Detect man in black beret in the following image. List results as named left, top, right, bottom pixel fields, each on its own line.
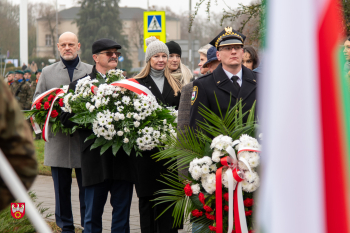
left=60, top=38, right=134, bottom=233
left=189, top=27, right=258, bottom=128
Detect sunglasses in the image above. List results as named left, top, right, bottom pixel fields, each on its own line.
left=99, top=51, right=121, bottom=57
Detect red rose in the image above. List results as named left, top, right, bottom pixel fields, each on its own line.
left=205, top=212, right=215, bottom=220
left=204, top=205, right=213, bottom=212
left=224, top=193, right=229, bottom=202
left=58, top=98, right=64, bottom=107
left=51, top=110, right=58, bottom=118
left=249, top=230, right=255, bottom=233
left=224, top=205, right=229, bottom=212
left=44, top=101, right=50, bottom=110
left=245, top=210, right=253, bottom=216
left=48, top=94, right=55, bottom=102
left=35, top=102, right=42, bottom=110
left=55, top=89, right=61, bottom=94
left=244, top=198, right=254, bottom=207
left=199, top=192, right=205, bottom=205
left=191, top=209, right=203, bottom=217
left=209, top=225, right=217, bottom=232
left=184, top=184, right=192, bottom=196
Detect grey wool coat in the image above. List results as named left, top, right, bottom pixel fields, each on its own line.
left=176, top=82, right=193, bottom=179
left=34, top=57, right=93, bottom=168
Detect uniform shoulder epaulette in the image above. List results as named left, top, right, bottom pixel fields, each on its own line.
left=197, top=72, right=212, bottom=80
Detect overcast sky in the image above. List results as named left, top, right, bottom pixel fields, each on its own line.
left=11, top=0, right=253, bottom=15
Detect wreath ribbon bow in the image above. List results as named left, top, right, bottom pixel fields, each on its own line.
left=30, top=88, right=65, bottom=142
left=216, top=140, right=256, bottom=233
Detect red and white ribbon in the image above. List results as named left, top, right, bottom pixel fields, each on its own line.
left=91, top=79, right=154, bottom=98
left=216, top=141, right=260, bottom=233
left=111, top=78, right=154, bottom=97
left=30, top=116, right=41, bottom=134
left=42, top=90, right=65, bottom=142
left=232, top=168, right=246, bottom=233
left=30, top=88, right=64, bottom=142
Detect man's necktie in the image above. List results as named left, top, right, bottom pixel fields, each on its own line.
left=231, top=75, right=240, bottom=90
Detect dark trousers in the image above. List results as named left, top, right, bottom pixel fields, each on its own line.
left=84, top=179, right=133, bottom=233
left=51, top=167, right=86, bottom=233
left=139, top=196, right=178, bottom=233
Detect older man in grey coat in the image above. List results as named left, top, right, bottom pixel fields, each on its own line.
left=34, top=32, right=92, bottom=233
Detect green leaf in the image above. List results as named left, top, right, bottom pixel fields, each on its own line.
left=90, top=137, right=107, bottom=150
left=123, top=143, right=133, bottom=156
left=69, top=112, right=95, bottom=124
left=140, top=120, right=151, bottom=128
left=100, top=139, right=114, bottom=155
left=23, top=110, right=36, bottom=119
left=95, top=75, right=105, bottom=86
left=112, top=138, right=123, bottom=156
left=203, top=142, right=212, bottom=157
left=189, top=194, right=204, bottom=210
left=84, top=134, right=97, bottom=143
left=49, top=117, right=57, bottom=123
left=71, top=125, right=80, bottom=134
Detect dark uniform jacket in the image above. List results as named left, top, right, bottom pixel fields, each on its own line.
left=60, top=66, right=133, bottom=187
left=190, top=64, right=257, bottom=128
left=130, top=75, right=181, bottom=197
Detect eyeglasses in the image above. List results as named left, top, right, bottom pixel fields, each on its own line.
left=219, top=45, right=243, bottom=52
left=98, top=51, right=121, bottom=57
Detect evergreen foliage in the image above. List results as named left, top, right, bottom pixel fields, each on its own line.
left=152, top=99, right=257, bottom=229
left=76, top=0, right=132, bottom=71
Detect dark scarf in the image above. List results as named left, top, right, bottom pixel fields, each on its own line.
left=61, top=55, right=79, bottom=82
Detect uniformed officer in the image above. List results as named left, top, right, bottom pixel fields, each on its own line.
left=7, top=71, right=15, bottom=85
left=24, top=70, right=32, bottom=84
left=6, top=71, right=15, bottom=94
left=12, top=70, right=32, bottom=110
left=0, top=79, right=37, bottom=211
left=30, top=69, right=41, bottom=98
left=189, top=27, right=257, bottom=128
left=31, top=69, right=42, bottom=140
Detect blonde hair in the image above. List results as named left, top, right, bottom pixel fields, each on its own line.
left=179, top=61, right=192, bottom=85
left=134, top=61, right=182, bottom=96
left=198, top=44, right=213, bottom=55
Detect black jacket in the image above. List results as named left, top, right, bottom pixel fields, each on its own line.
left=60, top=66, right=133, bottom=187
left=130, top=75, right=181, bottom=197
left=189, top=64, right=257, bottom=128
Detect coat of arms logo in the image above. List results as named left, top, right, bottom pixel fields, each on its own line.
left=11, top=203, right=25, bottom=219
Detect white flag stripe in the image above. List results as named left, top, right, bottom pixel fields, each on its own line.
left=257, top=0, right=326, bottom=232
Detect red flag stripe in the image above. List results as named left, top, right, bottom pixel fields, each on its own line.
left=317, top=0, right=350, bottom=231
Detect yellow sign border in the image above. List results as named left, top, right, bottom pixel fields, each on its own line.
left=143, top=11, right=166, bottom=52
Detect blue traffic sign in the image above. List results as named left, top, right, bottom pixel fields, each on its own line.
left=147, top=15, right=162, bottom=32
left=119, top=56, right=124, bottom=62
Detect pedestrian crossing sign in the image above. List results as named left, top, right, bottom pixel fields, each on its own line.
left=144, top=11, right=166, bottom=52
left=148, top=15, right=162, bottom=32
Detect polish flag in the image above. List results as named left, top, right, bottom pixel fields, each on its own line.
left=257, top=0, right=350, bottom=232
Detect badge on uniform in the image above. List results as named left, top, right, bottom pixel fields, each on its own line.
left=191, top=86, right=198, bottom=105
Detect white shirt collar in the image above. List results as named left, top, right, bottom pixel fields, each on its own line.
left=98, top=72, right=106, bottom=79
left=222, top=67, right=243, bottom=86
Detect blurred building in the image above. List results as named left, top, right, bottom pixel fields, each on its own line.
left=36, top=6, right=181, bottom=69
